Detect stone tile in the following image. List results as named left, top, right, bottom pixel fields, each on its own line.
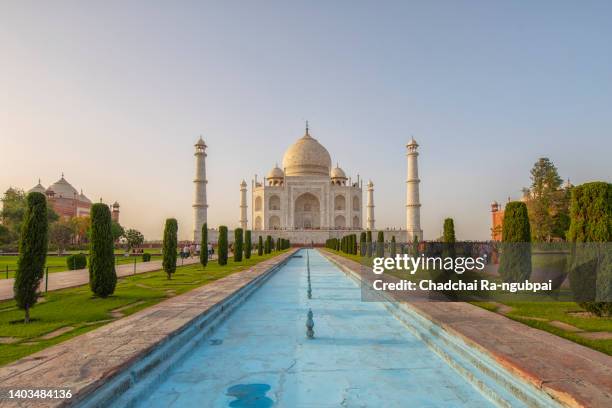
left=39, top=326, right=75, bottom=340
left=578, top=331, right=612, bottom=340
left=549, top=320, right=584, bottom=332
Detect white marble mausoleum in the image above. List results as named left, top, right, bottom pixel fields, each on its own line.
left=193, top=124, right=423, bottom=245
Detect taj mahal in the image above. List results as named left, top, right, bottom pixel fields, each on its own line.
left=192, top=124, right=423, bottom=245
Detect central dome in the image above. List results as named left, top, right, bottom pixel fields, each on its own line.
left=281, top=129, right=332, bottom=177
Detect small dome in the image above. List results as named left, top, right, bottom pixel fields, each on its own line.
left=112, top=201, right=120, bottom=208
left=281, top=127, right=332, bottom=177
left=48, top=174, right=79, bottom=198
left=330, top=165, right=346, bottom=179
left=195, top=136, right=206, bottom=147
left=267, top=165, right=284, bottom=179
left=28, top=180, right=46, bottom=194
left=407, top=137, right=419, bottom=147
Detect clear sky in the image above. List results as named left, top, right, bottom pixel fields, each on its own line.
left=1, top=1, right=611, bottom=240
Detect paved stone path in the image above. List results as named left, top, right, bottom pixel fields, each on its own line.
left=0, top=257, right=200, bottom=301
left=0, top=250, right=296, bottom=407
left=321, top=250, right=612, bottom=408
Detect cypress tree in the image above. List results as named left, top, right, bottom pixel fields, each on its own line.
left=359, top=232, right=366, bottom=256
left=276, top=237, right=281, bottom=251
left=218, top=226, right=228, bottom=265
left=412, top=235, right=420, bottom=258
left=443, top=218, right=456, bottom=243
left=443, top=218, right=456, bottom=258
left=162, top=218, right=178, bottom=279
left=258, top=235, right=263, bottom=256
left=376, top=231, right=385, bottom=257
left=567, top=182, right=612, bottom=316
left=366, top=230, right=373, bottom=257
left=265, top=235, right=272, bottom=254
left=200, top=222, right=208, bottom=267
left=390, top=236, right=396, bottom=257
left=244, top=230, right=252, bottom=259
left=14, top=192, right=48, bottom=323
left=89, top=203, right=117, bottom=296
left=234, top=228, right=243, bottom=262
left=499, top=202, right=531, bottom=282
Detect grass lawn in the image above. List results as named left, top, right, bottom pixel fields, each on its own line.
left=473, top=300, right=612, bottom=355
left=0, top=250, right=288, bottom=366
left=0, top=253, right=163, bottom=279
left=325, top=249, right=612, bottom=356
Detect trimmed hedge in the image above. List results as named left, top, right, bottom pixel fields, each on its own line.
left=499, top=202, right=532, bottom=283
left=265, top=235, right=272, bottom=254
left=443, top=218, right=456, bottom=258
left=162, top=218, right=178, bottom=278
left=234, top=228, right=243, bottom=262
left=218, top=226, right=228, bottom=265
left=89, top=203, right=117, bottom=297
left=14, top=192, right=48, bottom=323
left=67, top=253, right=87, bottom=270
left=258, top=235, right=263, bottom=256
left=200, top=222, right=208, bottom=267
left=142, top=253, right=151, bottom=262
left=567, top=182, right=612, bottom=316
left=376, top=231, right=384, bottom=257
left=244, top=230, right=252, bottom=259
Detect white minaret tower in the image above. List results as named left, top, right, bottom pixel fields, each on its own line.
left=406, top=137, right=423, bottom=240
left=239, top=180, right=248, bottom=230
left=193, top=136, right=208, bottom=242
left=366, top=180, right=375, bottom=230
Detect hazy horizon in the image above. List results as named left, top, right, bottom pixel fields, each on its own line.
left=2, top=1, right=611, bottom=240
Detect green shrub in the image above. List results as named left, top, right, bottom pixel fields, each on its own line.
left=14, top=192, right=48, bottom=323
left=376, top=231, right=384, bottom=257
left=499, top=202, right=532, bottom=283
left=265, top=235, right=272, bottom=254
left=142, top=253, right=151, bottom=262
left=218, top=226, right=228, bottom=265
left=234, top=228, right=243, bottom=262
left=162, top=218, right=178, bottom=279
left=244, top=230, right=252, bottom=259
left=443, top=218, right=456, bottom=258
left=567, top=182, right=612, bottom=316
left=390, top=236, right=396, bottom=257
left=258, top=235, right=263, bottom=256
left=200, top=223, right=208, bottom=267
left=89, top=203, right=117, bottom=297
left=366, top=231, right=373, bottom=257
left=67, top=253, right=87, bottom=269
left=360, top=232, right=366, bottom=256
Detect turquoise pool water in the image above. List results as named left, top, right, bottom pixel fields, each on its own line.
left=120, top=249, right=500, bottom=407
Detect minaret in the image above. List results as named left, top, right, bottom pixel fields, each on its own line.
left=366, top=180, right=375, bottom=230
left=193, top=136, right=208, bottom=242
left=239, top=180, right=248, bottom=230
left=111, top=201, right=120, bottom=223
left=406, top=137, right=423, bottom=240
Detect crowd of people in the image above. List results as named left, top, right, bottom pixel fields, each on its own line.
left=179, top=242, right=215, bottom=259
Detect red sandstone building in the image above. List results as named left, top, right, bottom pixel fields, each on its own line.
left=490, top=201, right=504, bottom=241
left=28, top=174, right=120, bottom=222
